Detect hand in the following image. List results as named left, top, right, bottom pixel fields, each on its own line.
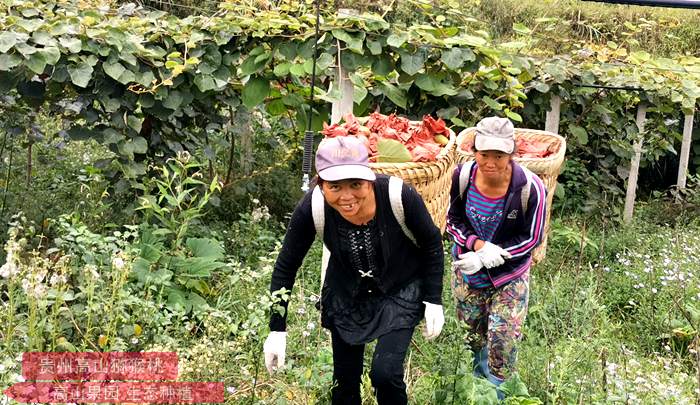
left=452, top=251, right=483, bottom=275
left=263, top=331, right=287, bottom=374
left=476, top=241, right=511, bottom=269
left=422, top=302, right=444, bottom=340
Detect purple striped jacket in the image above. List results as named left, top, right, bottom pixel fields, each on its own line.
left=446, top=161, right=547, bottom=288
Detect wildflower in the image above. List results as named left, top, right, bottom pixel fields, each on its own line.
left=306, top=322, right=315, bottom=331
left=226, top=386, right=236, bottom=394
left=302, top=331, right=310, bottom=337
left=112, top=257, right=125, bottom=270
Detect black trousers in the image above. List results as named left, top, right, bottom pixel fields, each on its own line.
left=330, top=327, right=414, bottom=405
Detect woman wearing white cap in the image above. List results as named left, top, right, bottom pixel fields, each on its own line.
left=263, top=136, right=445, bottom=404
left=446, top=117, right=547, bottom=398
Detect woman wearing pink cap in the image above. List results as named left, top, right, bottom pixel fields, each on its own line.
left=446, top=117, right=547, bottom=398
left=263, top=136, right=445, bottom=404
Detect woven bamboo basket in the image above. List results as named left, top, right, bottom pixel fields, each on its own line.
left=370, top=127, right=456, bottom=232
left=455, top=128, right=566, bottom=263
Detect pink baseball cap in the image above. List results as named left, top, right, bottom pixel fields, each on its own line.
left=315, top=137, right=376, bottom=182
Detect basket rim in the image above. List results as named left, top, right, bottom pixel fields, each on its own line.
left=369, top=127, right=456, bottom=169
left=455, top=127, right=566, bottom=165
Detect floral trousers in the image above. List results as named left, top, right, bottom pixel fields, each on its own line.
left=451, top=270, right=530, bottom=379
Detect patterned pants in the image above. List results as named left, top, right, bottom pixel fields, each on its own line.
left=451, top=270, right=530, bottom=379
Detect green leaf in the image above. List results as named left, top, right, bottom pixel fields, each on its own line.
left=38, top=47, right=59, bottom=67
left=239, top=52, right=269, bottom=76
left=371, top=55, right=394, bottom=76
left=24, top=52, right=47, bottom=74
left=569, top=124, right=588, bottom=145
left=399, top=50, right=426, bottom=75
left=377, top=138, right=412, bottom=163
left=0, top=32, right=18, bottom=53
left=266, top=99, right=287, bottom=115
left=186, top=237, right=225, bottom=260
left=68, top=62, right=93, bottom=88
left=103, top=61, right=126, bottom=81
left=513, top=23, right=532, bottom=35
left=504, top=109, right=523, bottom=122
left=242, top=76, right=270, bottom=108
left=127, top=116, right=144, bottom=133
left=441, top=47, right=475, bottom=70
left=331, top=29, right=364, bottom=54
left=188, top=292, right=209, bottom=313
left=59, top=36, right=82, bottom=53
left=194, top=74, right=217, bottom=92
left=163, top=90, right=184, bottom=110
left=378, top=81, right=407, bottom=109
left=534, top=82, right=550, bottom=93
left=0, top=54, right=22, bottom=71
left=414, top=74, right=458, bottom=96
left=366, top=40, right=382, bottom=55
left=482, top=96, right=502, bottom=111
left=387, top=32, right=408, bottom=48
left=273, top=62, right=290, bottom=76
left=167, top=288, right=191, bottom=313
left=289, top=63, right=306, bottom=77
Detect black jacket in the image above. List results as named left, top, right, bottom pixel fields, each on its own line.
left=269, top=174, right=444, bottom=332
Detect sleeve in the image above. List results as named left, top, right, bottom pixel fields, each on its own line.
left=268, top=192, right=317, bottom=332
left=500, top=174, right=548, bottom=259
left=401, top=183, right=444, bottom=305
left=446, top=164, right=479, bottom=256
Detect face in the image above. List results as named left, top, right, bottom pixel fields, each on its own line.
left=475, top=149, right=512, bottom=178
left=321, top=179, right=374, bottom=218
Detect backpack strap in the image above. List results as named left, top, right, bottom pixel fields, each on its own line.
left=388, top=176, right=417, bottom=246
left=459, top=161, right=475, bottom=200
left=520, top=166, right=534, bottom=215
left=311, top=186, right=331, bottom=289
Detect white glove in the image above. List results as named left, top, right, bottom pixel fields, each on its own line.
left=476, top=241, right=511, bottom=269
left=422, top=302, right=444, bottom=340
left=263, top=331, right=286, bottom=374
left=452, top=251, right=483, bottom=275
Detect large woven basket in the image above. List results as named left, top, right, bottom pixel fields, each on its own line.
left=370, top=128, right=456, bottom=232
left=455, top=128, right=566, bottom=263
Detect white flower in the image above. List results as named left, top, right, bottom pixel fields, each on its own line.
left=112, top=257, right=125, bottom=270
left=226, top=386, right=236, bottom=394
left=306, top=322, right=315, bottom=331
left=0, top=261, right=18, bottom=279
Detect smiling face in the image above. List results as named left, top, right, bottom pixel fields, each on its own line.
left=475, top=149, right=512, bottom=180
left=321, top=179, right=375, bottom=220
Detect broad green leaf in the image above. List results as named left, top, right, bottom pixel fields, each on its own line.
left=188, top=292, right=209, bottom=313
left=331, top=29, right=364, bottom=54
left=239, top=53, right=268, bottom=76
left=273, top=62, right=291, bottom=76
left=437, top=106, right=459, bottom=119
left=441, top=47, right=475, bottom=70
left=482, top=96, right=502, bottom=111
left=400, top=50, right=426, bottom=76
left=266, top=99, right=287, bottom=115
left=378, top=81, right=407, bottom=109
left=103, top=61, right=126, bottom=81
left=67, top=62, right=93, bottom=88
left=127, top=116, right=144, bottom=133
left=15, top=18, right=43, bottom=33
left=316, top=52, right=334, bottom=71
left=277, top=42, right=296, bottom=60
left=167, top=288, right=190, bottom=313
left=163, top=90, right=184, bottom=110
left=24, top=53, right=47, bottom=74
left=387, top=32, right=409, bottom=48
left=186, top=237, right=224, bottom=260
left=242, top=76, right=270, bottom=108
left=371, top=55, right=394, bottom=76
left=366, top=40, right=382, bottom=55
left=0, top=32, right=18, bottom=53
left=376, top=138, right=412, bottom=163
left=513, top=23, right=532, bottom=35
left=534, top=83, right=550, bottom=93
left=194, top=74, right=218, bottom=92
left=38, top=47, right=60, bottom=65
left=0, top=54, right=22, bottom=71
left=289, top=63, right=306, bottom=77
left=629, top=51, right=651, bottom=64
left=414, top=74, right=458, bottom=96
left=569, top=124, right=588, bottom=145
left=59, top=36, right=81, bottom=53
